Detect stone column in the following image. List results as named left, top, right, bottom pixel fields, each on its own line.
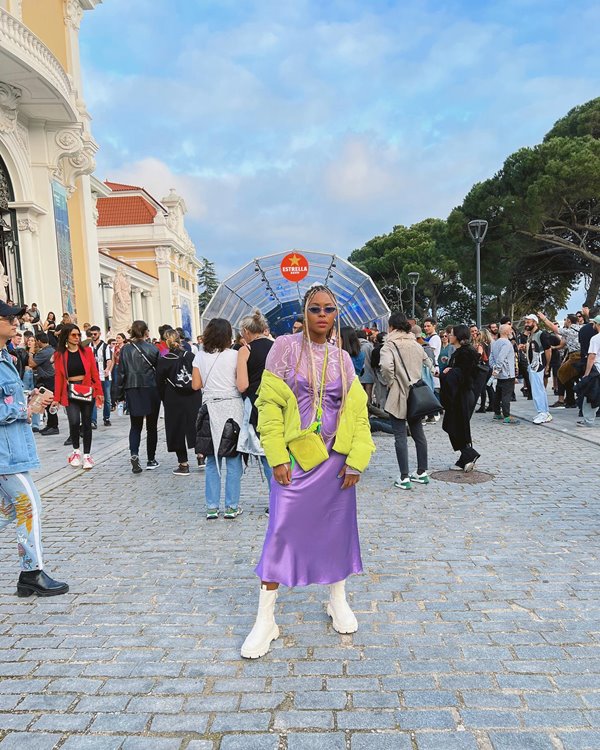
left=131, top=286, right=143, bottom=321
left=155, top=246, right=173, bottom=326
left=142, top=291, right=157, bottom=339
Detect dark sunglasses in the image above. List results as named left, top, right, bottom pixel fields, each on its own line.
left=307, top=305, right=337, bottom=315
left=70, top=332, right=81, bottom=337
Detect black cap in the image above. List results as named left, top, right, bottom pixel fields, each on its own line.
left=0, top=301, right=27, bottom=318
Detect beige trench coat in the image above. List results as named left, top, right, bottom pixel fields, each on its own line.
left=380, top=330, right=432, bottom=420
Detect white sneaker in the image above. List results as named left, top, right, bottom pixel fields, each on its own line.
left=82, top=455, right=94, bottom=470
left=410, top=471, right=430, bottom=485
left=394, top=477, right=412, bottom=490
left=68, top=450, right=81, bottom=468
left=327, top=580, right=358, bottom=634
left=241, top=587, right=279, bottom=659
left=533, top=412, right=552, bottom=424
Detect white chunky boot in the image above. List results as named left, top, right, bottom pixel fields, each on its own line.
left=327, top=579, right=358, bottom=634
left=240, top=585, right=279, bottom=659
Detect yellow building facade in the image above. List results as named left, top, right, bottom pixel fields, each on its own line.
left=0, top=0, right=104, bottom=323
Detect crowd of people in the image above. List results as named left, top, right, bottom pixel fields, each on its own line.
left=1, top=293, right=598, bottom=656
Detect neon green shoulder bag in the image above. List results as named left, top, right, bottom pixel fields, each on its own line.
left=287, top=348, right=330, bottom=472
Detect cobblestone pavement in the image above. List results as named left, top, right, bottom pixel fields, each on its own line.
left=0, top=394, right=599, bottom=750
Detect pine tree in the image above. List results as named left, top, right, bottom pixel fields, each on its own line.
left=197, top=257, right=219, bottom=313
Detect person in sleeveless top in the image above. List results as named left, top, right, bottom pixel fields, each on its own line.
left=236, top=310, right=274, bottom=498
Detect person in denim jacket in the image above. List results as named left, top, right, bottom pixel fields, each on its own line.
left=0, top=302, right=68, bottom=597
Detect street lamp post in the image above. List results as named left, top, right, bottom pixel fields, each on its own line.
left=407, top=272, right=419, bottom=318
left=467, top=219, right=488, bottom=330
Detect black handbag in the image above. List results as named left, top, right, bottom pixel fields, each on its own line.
left=393, top=344, right=441, bottom=420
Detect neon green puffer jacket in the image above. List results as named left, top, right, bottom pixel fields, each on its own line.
left=256, top=370, right=375, bottom=471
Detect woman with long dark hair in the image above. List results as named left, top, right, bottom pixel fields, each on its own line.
left=192, top=318, right=244, bottom=518
left=475, top=327, right=495, bottom=412
left=52, top=324, right=102, bottom=470
left=115, top=320, right=161, bottom=474
left=43, top=312, right=57, bottom=347
left=340, top=326, right=365, bottom=376
left=110, top=332, right=127, bottom=409
left=156, top=330, right=202, bottom=475
left=440, top=324, right=482, bottom=471
left=240, top=285, right=375, bottom=660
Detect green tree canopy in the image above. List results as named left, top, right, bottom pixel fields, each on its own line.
left=544, top=97, right=600, bottom=140
left=350, top=218, right=460, bottom=321
left=197, top=257, right=219, bottom=314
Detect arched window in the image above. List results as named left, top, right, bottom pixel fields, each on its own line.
left=0, top=156, right=23, bottom=304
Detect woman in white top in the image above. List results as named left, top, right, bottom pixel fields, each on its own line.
left=192, top=318, right=244, bottom=520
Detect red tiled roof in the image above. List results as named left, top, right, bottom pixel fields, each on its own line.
left=105, top=180, right=141, bottom=192
left=97, top=195, right=158, bottom=226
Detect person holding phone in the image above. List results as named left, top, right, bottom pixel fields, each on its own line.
left=0, top=301, right=68, bottom=596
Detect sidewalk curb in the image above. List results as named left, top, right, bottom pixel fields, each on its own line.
left=509, top=407, right=600, bottom=447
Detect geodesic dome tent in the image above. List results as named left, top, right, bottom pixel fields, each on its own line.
left=201, top=250, right=390, bottom=336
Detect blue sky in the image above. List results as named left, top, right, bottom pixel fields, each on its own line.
left=80, top=0, right=598, bottom=307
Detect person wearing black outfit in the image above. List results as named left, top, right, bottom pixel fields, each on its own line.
left=576, top=307, right=599, bottom=415
left=115, top=320, right=161, bottom=474
left=27, top=333, right=59, bottom=435
left=440, top=324, right=484, bottom=472
left=156, top=331, right=202, bottom=475
left=236, top=310, right=274, bottom=487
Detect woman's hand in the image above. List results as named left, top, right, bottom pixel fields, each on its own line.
left=442, top=367, right=451, bottom=375
left=96, top=395, right=104, bottom=407
left=37, top=389, right=54, bottom=409
left=338, top=465, right=360, bottom=490
left=273, top=463, right=292, bottom=486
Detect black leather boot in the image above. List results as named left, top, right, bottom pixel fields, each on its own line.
left=17, top=570, right=69, bottom=597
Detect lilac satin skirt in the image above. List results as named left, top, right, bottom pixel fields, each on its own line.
left=255, top=450, right=363, bottom=587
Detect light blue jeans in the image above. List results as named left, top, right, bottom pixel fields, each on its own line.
left=205, top=454, right=243, bottom=510
left=91, top=380, right=112, bottom=423
left=0, top=472, right=43, bottom=571
left=260, top=455, right=273, bottom=485
left=582, top=398, right=597, bottom=426
left=528, top=367, right=549, bottom=415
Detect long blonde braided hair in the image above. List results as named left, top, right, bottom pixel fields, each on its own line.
left=296, top=284, right=349, bottom=428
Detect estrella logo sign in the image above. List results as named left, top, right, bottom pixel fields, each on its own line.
left=280, top=252, right=309, bottom=282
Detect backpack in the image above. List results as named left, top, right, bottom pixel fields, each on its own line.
left=167, top=352, right=194, bottom=393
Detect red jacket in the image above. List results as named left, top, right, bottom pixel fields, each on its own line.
left=53, top=346, right=102, bottom=406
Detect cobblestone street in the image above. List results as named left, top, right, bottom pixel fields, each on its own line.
left=0, top=399, right=598, bottom=750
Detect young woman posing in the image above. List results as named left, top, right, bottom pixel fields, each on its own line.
left=52, top=324, right=102, bottom=470
left=241, top=285, right=375, bottom=659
